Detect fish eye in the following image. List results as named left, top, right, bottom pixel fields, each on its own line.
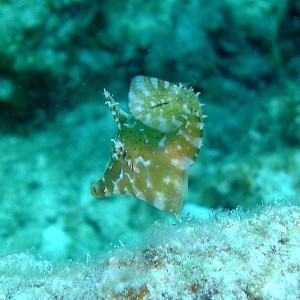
left=111, top=140, right=126, bottom=161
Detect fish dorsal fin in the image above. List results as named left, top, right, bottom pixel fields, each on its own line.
left=129, top=76, right=199, bottom=133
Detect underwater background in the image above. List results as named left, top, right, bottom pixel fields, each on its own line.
left=0, top=0, right=299, bottom=298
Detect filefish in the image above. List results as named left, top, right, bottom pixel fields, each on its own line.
left=91, top=76, right=204, bottom=215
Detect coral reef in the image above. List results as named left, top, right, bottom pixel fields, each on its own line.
left=189, top=148, right=300, bottom=209
left=0, top=204, right=299, bottom=299
left=0, top=0, right=299, bottom=130
left=0, top=0, right=299, bottom=297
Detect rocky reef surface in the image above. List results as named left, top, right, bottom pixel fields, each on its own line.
left=0, top=204, right=299, bottom=299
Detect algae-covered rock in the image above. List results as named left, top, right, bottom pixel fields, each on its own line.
left=0, top=205, right=299, bottom=299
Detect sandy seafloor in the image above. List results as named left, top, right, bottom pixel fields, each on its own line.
left=0, top=0, right=300, bottom=299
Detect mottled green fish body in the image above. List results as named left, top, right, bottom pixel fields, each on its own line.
left=91, top=76, right=204, bottom=215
